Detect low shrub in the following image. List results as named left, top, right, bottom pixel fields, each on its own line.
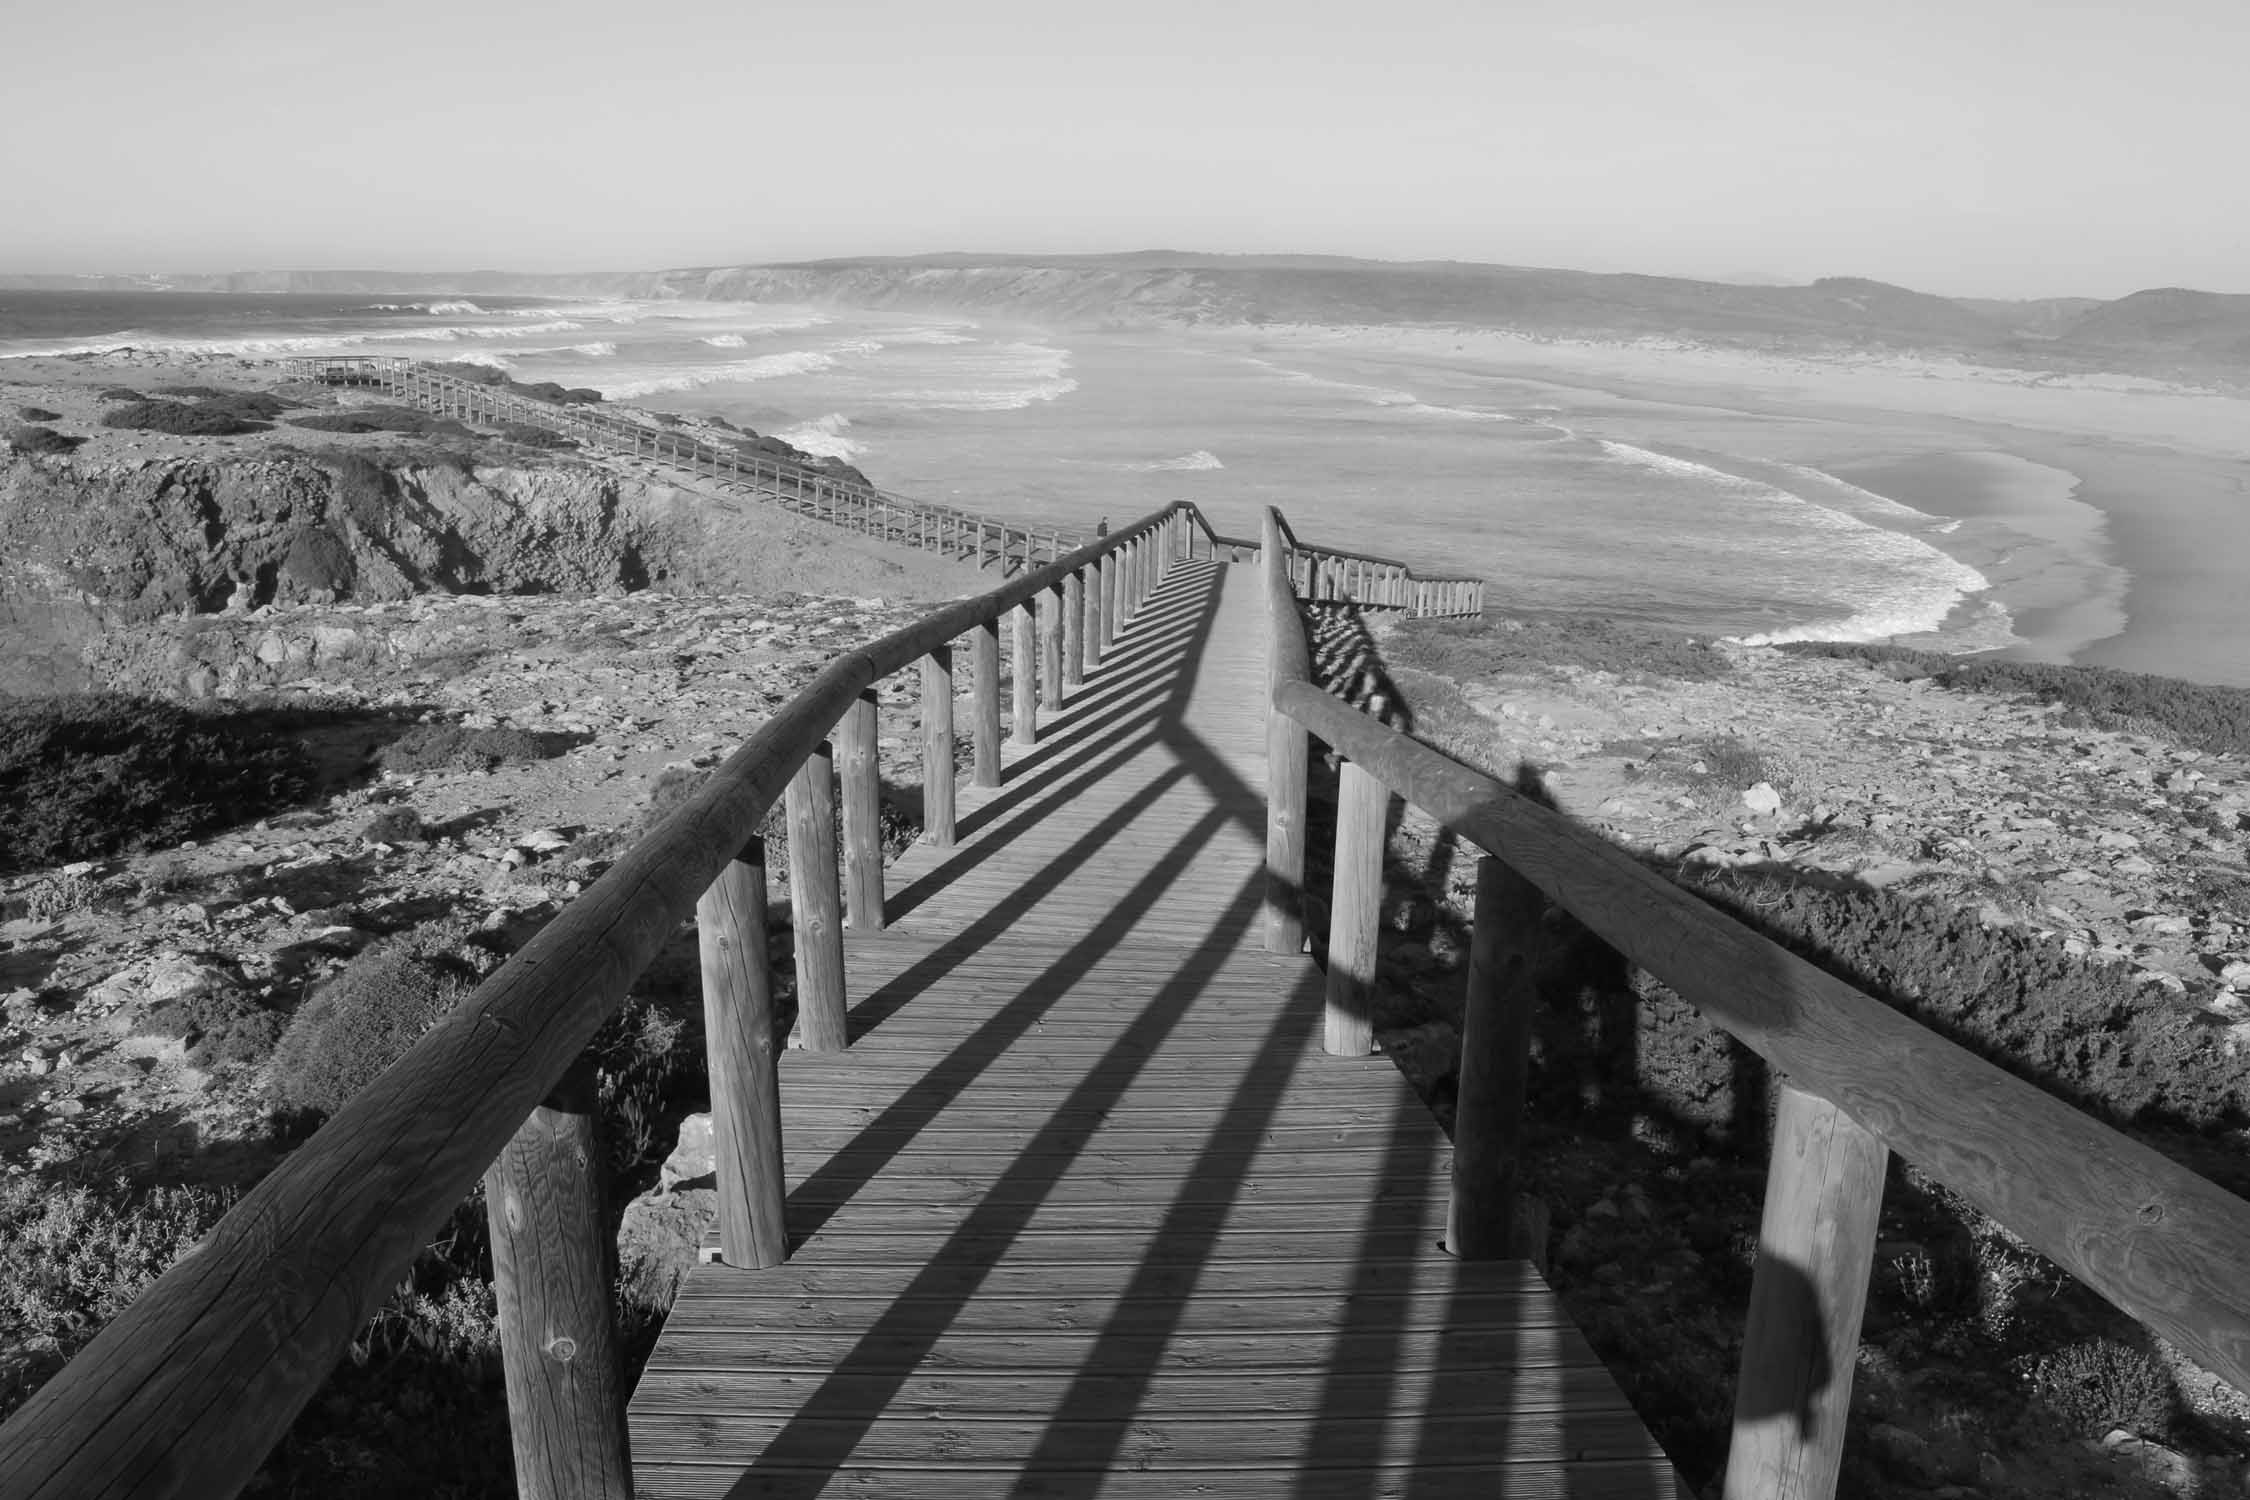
left=144, top=986, right=287, bottom=1068
left=4, top=425, right=86, bottom=456
left=21, top=869, right=95, bottom=920
left=2019, top=1337, right=2178, bottom=1438
left=0, top=694, right=314, bottom=875
left=1780, top=643, right=2250, bottom=755
left=14, top=406, right=61, bottom=422
left=1391, top=614, right=1731, bottom=683
left=0, top=1172, right=236, bottom=1421
left=1681, top=735, right=1779, bottom=794
left=287, top=406, right=472, bottom=439
left=376, top=723, right=560, bottom=774
left=1664, top=868, right=2250, bottom=1141
left=491, top=419, right=574, bottom=449
left=98, top=400, right=266, bottom=437
left=268, top=928, right=477, bottom=1116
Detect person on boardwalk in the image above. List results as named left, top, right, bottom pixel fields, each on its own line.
left=1095, top=516, right=1109, bottom=537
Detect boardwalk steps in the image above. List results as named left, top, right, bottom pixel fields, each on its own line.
left=628, top=557, right=1677, bottom=1496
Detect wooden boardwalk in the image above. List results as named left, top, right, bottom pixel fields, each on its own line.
left=628, top=558, right=1682, bottom=1498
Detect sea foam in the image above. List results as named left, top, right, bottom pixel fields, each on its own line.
left=1125, top=450, right=1224, bottom=472
left=1594, top=441, right=1992, bottom=644
left=775, top=413, right=863, bottom=460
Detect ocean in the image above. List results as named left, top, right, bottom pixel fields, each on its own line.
left=1, top=289, right=2093, bottom=657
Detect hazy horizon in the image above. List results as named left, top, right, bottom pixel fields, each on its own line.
left=6, top=0, right=2246, bottom=301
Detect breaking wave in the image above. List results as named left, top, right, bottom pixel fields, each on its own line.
left=1593, top=442, right=1992, bottom=644
left=1125, top=450, right=1223, bottom=472
left=775, top=412, right=863, bottom=461
left=426, top=300, right=484, bottom=315
left=597, top=349, right=837, bottom=398
left=702, top=333, right=747, bottom=347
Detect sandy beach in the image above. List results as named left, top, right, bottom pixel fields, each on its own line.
left=1214, top=324, right=2249, bottom=687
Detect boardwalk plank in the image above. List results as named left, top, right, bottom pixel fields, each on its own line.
left=628, top=559, right=1680, bottom=1498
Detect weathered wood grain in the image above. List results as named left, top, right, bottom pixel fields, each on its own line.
left=1724, top=1086, right=1887, bottom=1500
left=694, top=839, right=786, bottom=1268
left=1324, top=760, right=1386, bottom=1056
left=837, top=690, right=885, bottom=932
left=1448, top=856, right=1543, bottom=1260
left=920, top=647, right=956, bottom=847
left=1010, top=603, right=1038, bottom=747
left=483, top=1063, right=631, bottom=1500
left=971, top=620, right=1001, bottom=788
left=785, top=747, right=848, bottom=1051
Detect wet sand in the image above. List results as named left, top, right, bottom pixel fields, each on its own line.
left=1827, top=451, right=2130, bottom=669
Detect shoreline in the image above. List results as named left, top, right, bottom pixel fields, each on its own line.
left=1202, top=322, right=2250, bottom=688
left=1823, top=450, right=2131, bottom=667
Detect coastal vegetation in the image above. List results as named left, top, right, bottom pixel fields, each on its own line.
left=1780, top=642, right=2250, bottom=755
left=3, top=425, right=85, bottom=455
left=0, top=694, right=315, bottom=874
left=1388, top=612, right=1733, bottom=683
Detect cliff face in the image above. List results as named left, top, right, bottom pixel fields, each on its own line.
left=0, top=449, right=697, bottom=694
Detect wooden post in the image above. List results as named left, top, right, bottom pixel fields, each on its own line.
left=1039, top=584, right=1064, bottom=709
left=1062, top=570, right=1085, bottom=688
left=483, top=1059, right=632, bottom=1500
left=921, top=646, right=956, bottom=846
left=1011, top=603, right=1038, bottom=746
left=1324, top=760, right=1385, bottom=1056
left=1724, top=1085, right=1888, bottom=1500
left=1100, top=552, right=1119, bottom=647
left=785, top=749, right=847, bottom=1050
left=1263, top=521, right=1307, bottom=956
left=972, top=619, right=1002, bottom=786
left=1085, top=559, right=1106, bottom=668
left=695, top=839, right=786, bottom=1269
left=837, top=691, right=884, bottom=933
left=1447, top=857, right=1543, bottom=1258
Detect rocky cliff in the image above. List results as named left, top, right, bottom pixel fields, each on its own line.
left=0, top=448, right=698, bottom=694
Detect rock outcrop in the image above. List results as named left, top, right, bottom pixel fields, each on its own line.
left=0, top=448, right=699, bottom=693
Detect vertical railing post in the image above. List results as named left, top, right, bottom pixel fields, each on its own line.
left=837, top=691, right=884, bottom=932
left=1062, top=570, right=1085, bottom=688
left=1011, top=603, right=1038, bottom=746
left=1100, top=550, right=1119, bottom=651
left=695, top=837, right=787, bottom=1269
left=484, top=1058, right=632, bottom=1500
left=1724, top=1085, right=1888, bottom=1500
left=1086, top=558, right=1106, bottom=669
left=1324, top=760, right=1385, bottom=1056
left=921, top=646, right=956, bottom=846
left=972, top=618, right=1002, bottom=785
left=785, top=748, right=848, bottom=1050
left=1039, top=584, right=1064, bottom=709
left=1446, top=856, right=1543, bottom=1258
left=1262, top=521, right=1307, bottom=957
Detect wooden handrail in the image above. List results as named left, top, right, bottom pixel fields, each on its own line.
left=0, top=500, right=1216, bottom=1500
left=1255, top=513, right=2250, bottom=1494
left=280, top=357, right=1096, bottom=563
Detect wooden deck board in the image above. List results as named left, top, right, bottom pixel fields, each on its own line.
left=629, top=558, right=1682, bottom=1498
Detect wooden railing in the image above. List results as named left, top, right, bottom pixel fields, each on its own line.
left=281, top=356, right=1088, bottom=572
left=0, top=502, right=1215, bottom=1500
left=1254, top=506, right=2250, bottom=1499
left=279, top=357, right=1481, bottom=613
left=1267, top=505, right=1485, bottom=618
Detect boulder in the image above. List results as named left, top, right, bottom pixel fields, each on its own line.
left=659, top=1111, right=716, bottom=1193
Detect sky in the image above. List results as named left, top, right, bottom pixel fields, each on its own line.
left=4, top=0, right=2245, bottom=299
